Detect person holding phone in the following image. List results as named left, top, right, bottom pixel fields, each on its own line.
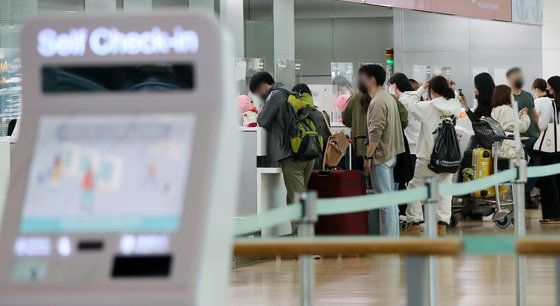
left=457, top=72, right=495, bottom=122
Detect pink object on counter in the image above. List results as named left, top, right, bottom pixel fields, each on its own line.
left=336, top=95, right=350, bottom=111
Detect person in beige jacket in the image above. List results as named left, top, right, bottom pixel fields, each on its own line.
left=490, top=85, right=530, bottom=133
left=358, top=64, right=405, bottom=237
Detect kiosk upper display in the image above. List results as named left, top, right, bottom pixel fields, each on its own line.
left=21, top=114, right=195, bottom=233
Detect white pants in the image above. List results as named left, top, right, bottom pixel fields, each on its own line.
left=406, top=163, right=453, bottom=224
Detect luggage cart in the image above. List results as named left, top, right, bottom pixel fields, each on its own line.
left=451, top=139, right=515, bottom=229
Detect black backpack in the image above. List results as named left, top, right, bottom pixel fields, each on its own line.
left=428, top=116, right=462, bottom=174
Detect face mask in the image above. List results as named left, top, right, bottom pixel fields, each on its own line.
left=358, top=82, right=368, bottom=94
left=514, top=79, right=524, bottom=89
left=388, top=85, right=396, bottom=96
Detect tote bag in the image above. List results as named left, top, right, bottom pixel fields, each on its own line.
left=534, top=99, right=560, bottom=155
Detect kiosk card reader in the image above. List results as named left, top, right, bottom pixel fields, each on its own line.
left=0, top=12, right=240, bottom=306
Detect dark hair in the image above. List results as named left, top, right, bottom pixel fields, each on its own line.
left=506, top=67, right=522, bottom=79
left=388, top=73, right=414, bottom=93
left=332, top=76, right=351, bottom=87
left=358, top=64, right=386, bottom=87
left=547, top=76, right=560, bottom=110
left=429, top=76, right=455, bottom=100
left=409, top=79, right=420, bottom=90
left=473, top=72, right=495, bottom=118
left=292, top=83, right=311, bottom=95
left=359, top=92, right=371, bottom=108
left=249, top=71, right=275, bottom=93
left=532, top=78, right=547, bottom=92
left=491, top=85, right=512, bottom=108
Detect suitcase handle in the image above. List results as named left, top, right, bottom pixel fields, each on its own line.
left=317, top=166, right=343, bottom=176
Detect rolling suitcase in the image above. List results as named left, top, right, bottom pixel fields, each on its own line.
left=308, top=169, right=368, bottom=235
left=471, top=148, right=506, bottom=198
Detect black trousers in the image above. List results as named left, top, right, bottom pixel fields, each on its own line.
left=537, top=155, right=560, bottom=219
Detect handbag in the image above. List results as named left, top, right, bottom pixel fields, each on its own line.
left=394, top=127, right=414, bottom=184
left=472, top=116, right=506, bottom=150
left=534, top=98, right=560, bottom=155
left=322, top=130, right=350, bottom=169
left=498, top=139, right=517, bottom=159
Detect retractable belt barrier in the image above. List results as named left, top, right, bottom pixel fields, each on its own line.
left=235, top=164, right=557, bottom=236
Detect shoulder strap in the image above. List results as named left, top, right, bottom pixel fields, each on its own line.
left=552, top=98, right=558, bottom=125
left=320, top=110, right=332, bottom=134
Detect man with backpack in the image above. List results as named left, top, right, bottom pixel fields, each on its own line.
left=250, top=72, right=316, bottom=214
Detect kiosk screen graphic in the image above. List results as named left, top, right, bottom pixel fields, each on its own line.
left=20, top=114, right=196, bottom=233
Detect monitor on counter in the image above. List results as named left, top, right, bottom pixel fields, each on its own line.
left=0, top=12, right=239, bottom=306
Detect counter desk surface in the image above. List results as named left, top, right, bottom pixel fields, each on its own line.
left=238, top=127, right=291, bottom=236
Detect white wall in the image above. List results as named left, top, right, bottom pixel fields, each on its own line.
left=394, top=8, right=542, bottom=106
left=542, top=0, right=560, bottom=79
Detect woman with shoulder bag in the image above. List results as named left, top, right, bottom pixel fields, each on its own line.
left=534, top=76, right=560, bottom=223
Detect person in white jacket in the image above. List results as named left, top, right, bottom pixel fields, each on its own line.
left=388, top=73, right=429, bottom=160
left=533, top=78, right=555, bottom=131
left=490, top=85, right=530, bottom=133
left=536, top=76, right=560, bottom=223
left=401, top=76, right=461, bottom=236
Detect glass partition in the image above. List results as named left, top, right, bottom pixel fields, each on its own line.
left=0, top=48, right=21, bottom=136
left=275, top=59, right=302, bottom=92
left=234, top=57, right=264, bottom=97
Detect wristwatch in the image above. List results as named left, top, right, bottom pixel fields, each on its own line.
left=365, top=156, right=373, bottom=160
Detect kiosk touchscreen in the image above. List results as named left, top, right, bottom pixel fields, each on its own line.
left=0, top=12, right=240, bottom=306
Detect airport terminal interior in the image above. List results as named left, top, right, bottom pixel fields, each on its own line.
left=2, top=0, right=560, bottom=305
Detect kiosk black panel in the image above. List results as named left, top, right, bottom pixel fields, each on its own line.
left=111, top=255, right=172, bottom=278
left=42, top=64, right=195, bottom=93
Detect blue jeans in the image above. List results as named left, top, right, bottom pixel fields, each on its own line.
left=368, top=156, right=399, bottom=237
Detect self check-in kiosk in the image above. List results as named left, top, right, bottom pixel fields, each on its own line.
left=0, top=12, right=240, bottom=306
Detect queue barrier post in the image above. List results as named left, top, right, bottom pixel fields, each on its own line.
left=512, top=158, right=528, bottom=306
left=407, top=176, right=439, bottom=306
left=296, top=191, right=318, bottom=306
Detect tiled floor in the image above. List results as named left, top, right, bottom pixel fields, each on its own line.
left=228, top=209, right=560, bottom=305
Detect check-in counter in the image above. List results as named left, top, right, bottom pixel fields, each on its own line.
left=330, top=122, right=351, bottom=136
left=237, top=127, right=291, bottom=236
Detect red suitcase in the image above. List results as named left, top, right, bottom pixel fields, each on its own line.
left=307, top=169, right=368, bottom=235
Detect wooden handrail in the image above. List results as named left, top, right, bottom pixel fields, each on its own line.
left=233, top=237, right=464, bottom=257
left=517, top=238, right=560, bottom=255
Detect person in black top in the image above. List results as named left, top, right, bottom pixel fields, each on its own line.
left=458, top=72, right=495, bottom=122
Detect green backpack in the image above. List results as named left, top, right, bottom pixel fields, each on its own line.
left=287, top=93, right=323, bottom=161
